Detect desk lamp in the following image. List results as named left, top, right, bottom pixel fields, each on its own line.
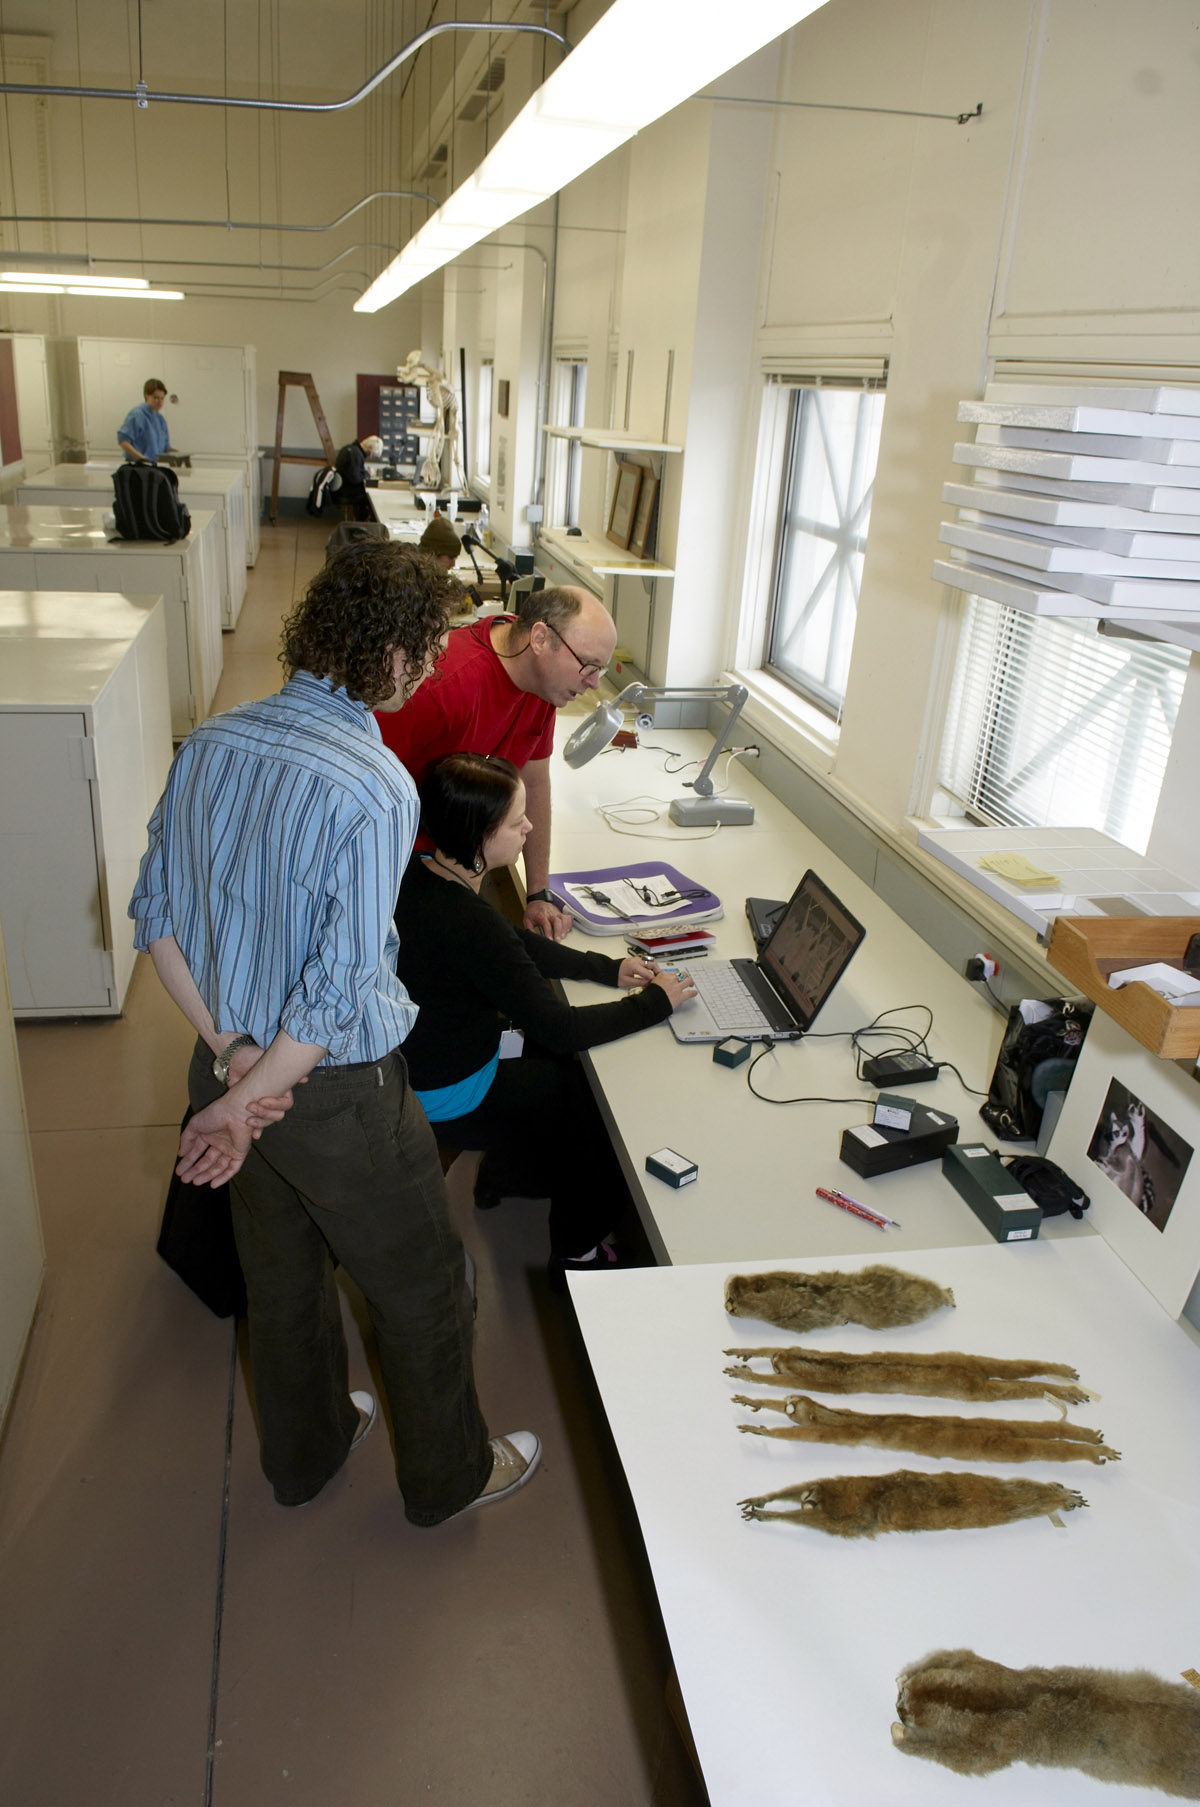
left=459, top=527, right=520, bottom=603
left=563, top=682, right=754, bottom=826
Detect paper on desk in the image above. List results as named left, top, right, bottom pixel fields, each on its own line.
left=561, top=874, right=684, bottom=919
left=1107, top=961, right=1200, bottom=1004
left=978, top=851, right=1062, bottom=887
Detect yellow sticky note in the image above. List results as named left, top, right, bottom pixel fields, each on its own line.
left=978, top=852, right=1061, bottom=888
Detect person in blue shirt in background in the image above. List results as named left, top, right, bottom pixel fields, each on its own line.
left=129, top=538, right=540, bottom=1525
left=117, top=377, right=176, bottom=463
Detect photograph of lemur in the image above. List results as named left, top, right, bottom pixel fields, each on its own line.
left=1086, top=1076, right=1192, bottom=1233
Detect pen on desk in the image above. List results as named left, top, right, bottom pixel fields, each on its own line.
left=815, top=1186, right=901, bottom=1231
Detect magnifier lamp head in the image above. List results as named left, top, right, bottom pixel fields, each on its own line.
left=563, top=698, right=625, bottom=767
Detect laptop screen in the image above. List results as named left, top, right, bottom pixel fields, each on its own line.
left=759, top=870, right=866, bottom=1031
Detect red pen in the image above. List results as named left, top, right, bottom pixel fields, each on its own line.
left=815, top=1186, right=901, bottom=1231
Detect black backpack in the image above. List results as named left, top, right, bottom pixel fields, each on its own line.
left=112, top=462, right=192, bottom=542
left=306, top=464, right=341, bottom=515
left=979, top=998, right=1092, bottom=1142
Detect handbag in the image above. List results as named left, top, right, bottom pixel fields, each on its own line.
left=155, top=1108, right=246, bottom=1318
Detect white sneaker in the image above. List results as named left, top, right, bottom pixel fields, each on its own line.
left=452, top=1432, right=541, bottom=1516
left=350, top=1390, right=377, bottom=1450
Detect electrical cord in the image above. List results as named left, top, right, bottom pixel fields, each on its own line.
left=729, top=1004, right=988, bottom=1104
left=744, top=1041, right=874, bottom=1107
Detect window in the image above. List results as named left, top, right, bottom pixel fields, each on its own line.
left=938, top=596, right=1188, bottom=854
left=765, top=383, right=886, bottom=720
left=475, top=359, right=494, bottom=483
left=546, top=357, right=587, bottom=528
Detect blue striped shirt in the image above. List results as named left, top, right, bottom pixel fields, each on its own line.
left=117, top=402, right=170, bottom=461
left=129, top=670, right=419, bottom=1065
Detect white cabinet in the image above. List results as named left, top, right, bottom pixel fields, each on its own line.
left=18, top=464, right=249, bottom=628
left=0, top=506, right=223, bottom=736
left=0, top=591, right=172, bottom=1016
left=0, top=334, right=54, bottom=481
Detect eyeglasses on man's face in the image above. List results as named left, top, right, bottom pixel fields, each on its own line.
left=546, top=620, right=609, bottom=681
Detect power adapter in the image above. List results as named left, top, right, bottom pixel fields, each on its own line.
left=862, top=1051, right=940, bottom=1087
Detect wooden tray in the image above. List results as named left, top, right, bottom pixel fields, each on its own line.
left=1046, top=915, right=1200, bottom=1059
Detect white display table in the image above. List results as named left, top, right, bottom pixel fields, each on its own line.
left=0, top=591, right=172, bottom=1015
left=0, top=506, right=223, bottom=737
left=18, top=464, right=249, bottom=629
left=569, top=1240, right=1200, bottom=1807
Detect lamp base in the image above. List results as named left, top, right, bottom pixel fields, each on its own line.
left=668, top=797, right=755, bottom=827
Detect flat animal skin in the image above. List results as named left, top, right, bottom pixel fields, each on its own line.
left=892, top=1648, right=1200, bottom=1797
left=723, top=1346, right=1092, bottom=1405
left=738, top=1469, right=1086, bottom=1536
left=723, top=1264, right=954, bottom=1332
left=731, top=1394, right=1118, bottom=1464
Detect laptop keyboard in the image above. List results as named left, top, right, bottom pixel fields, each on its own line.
left=686, top=962, right=773, bottom=1032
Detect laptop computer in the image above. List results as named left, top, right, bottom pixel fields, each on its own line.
left=668, top=870, right=866, bottom=1045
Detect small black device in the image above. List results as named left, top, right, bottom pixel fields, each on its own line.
left=840, top=1102, right=959, bottom=1179
left=745, top=895, right=786, bottom=950
left=862, top=1051, right=939, bottom=1087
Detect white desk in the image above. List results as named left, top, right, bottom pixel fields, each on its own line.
left=0, top=591, right=172, bottom=1015
left=18, top=464, right=250, bottom=629
left=550, top=721, right=1022, bottom=1265
left=0, top=505, right=223, bottom=737
left=568, top=1241, right=1200, bottom=1807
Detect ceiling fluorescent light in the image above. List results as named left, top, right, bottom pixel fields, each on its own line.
left=65, top=287, right=185, bottom=299
left=1, top=272, right=151, bottom=288
left=0, top=282, right=68, bottom=294
left=355, top=0, right=829, bottom=313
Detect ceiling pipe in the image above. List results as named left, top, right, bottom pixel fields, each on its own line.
left=0, top=189, right=435, bottom=234
left=97, top=243, right=404, bottom=275
left=0, top=20, right=569, bottom=111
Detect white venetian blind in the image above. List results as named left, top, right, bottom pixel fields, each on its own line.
left=939, top=597, right=1188, bottom=854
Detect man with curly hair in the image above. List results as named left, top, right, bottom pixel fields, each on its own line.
left=129, top=541, right=540, bottom=1524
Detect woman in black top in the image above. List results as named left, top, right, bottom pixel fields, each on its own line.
left=396, top=753, right=696, bottom=1272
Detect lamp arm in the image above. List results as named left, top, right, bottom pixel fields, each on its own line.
left=683, top=685, right=748, bottom=797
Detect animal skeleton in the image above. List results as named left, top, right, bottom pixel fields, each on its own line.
left=723, top=1264, right=954, bottom=1333
left=724, top=1346, right=1093, bottom=1405
left=738, top=1470, right=1086, bottom=1536
left=395, top=348, right=466, bottom=491
left=892, top=1648, right=1200, bottom=1797
left=732, top=1394, right=1118, bottom=1464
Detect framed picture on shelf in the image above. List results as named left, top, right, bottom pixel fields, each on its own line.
left=607, top=460, right=643, bottom=549
left=628, top=470, right=660, bottom=559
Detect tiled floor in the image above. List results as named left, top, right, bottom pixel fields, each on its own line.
left=0, top=517, right=707, bottom=1807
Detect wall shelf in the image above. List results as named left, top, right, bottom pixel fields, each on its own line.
left=537, top=524, right=674, bottom=582
left=541, top=425, right=683, bottom=456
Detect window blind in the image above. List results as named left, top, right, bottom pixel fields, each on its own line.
left=939, top=594, right=1188, bottom=854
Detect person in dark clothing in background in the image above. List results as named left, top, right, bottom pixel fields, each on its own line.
left=335, top=432, right=383, bottom=519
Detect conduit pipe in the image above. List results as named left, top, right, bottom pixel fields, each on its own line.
left=0, top=190, right=434, bottom=234
left=0, top=20, right=569, bottom=111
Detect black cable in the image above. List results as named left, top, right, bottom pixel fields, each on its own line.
left=935, top=1060, right=990, bottom=1098
left=744, top=1044, right=875, bottom=1107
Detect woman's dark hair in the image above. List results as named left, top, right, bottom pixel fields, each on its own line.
left=420, top=754, right=520, bottom=870
left=279, top=541, right=451, bottom=706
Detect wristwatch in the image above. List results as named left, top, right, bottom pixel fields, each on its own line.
left=526, top=888, right=556, bottom=905
left=212, top=1034, right=257, bottom=1086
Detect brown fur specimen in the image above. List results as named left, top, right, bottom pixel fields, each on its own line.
left=723, top=1264, right=954, bottom=1333
left=723, top=1346, right=1091, bottom=1405
left=892, top=1648, right=1200, bottom=1798
left=738, top=1470, right=1086, bottom=1536
left=731, top=1395, right=1118, bottom=1465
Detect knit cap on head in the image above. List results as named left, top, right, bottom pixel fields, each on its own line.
left=420, top=514, right=462, bottom=558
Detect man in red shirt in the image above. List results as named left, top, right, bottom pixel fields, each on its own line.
left=377, top=584, right=616, bottom=940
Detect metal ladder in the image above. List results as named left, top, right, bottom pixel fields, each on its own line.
left=268, top=371, right=337, bottom=524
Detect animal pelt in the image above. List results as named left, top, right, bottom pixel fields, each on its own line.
left=738, top=1469, right=1086, bottom=1536
left=892, top=1648, right=1200, bottom=1798
left=731, top=1395, right=1119, bottom=1465
left=723, top=1346, right=1092, bottom=1405
left=723, top=1264, right=954, bottom=1333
